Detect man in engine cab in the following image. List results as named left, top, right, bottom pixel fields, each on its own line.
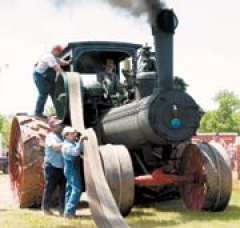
left=97, top=58, right=120, bottom=96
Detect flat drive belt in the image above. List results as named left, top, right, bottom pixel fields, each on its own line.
left=67, top=72, right=129, bottom=228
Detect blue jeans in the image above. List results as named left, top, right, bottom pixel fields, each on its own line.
left=63, top=158, right=82, bottom=215
left=33, top=71, right=56, bottom=115
left=42, top=162, right=66, bottom=214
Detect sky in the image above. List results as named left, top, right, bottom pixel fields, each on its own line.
left=0, top=0, right=240, bottom=115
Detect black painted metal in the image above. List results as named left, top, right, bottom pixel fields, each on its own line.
left=101, top=90, right=201, bottom=149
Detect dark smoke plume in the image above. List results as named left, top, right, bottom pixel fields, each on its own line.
left=53, top=1, right=167, bottom=23
left=105, top=0, right=166, bottom=22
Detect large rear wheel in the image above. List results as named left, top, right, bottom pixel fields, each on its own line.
left=8, top=115, right=47, bottom=207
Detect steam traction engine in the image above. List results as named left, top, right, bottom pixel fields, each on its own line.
left=8, top=7, right=232, bottom=226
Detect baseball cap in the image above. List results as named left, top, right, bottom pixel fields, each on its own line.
left=48, top=117, right=63, bottom=128
left=62, top=126, right=77, bottom=138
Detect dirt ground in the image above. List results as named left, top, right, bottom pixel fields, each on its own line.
left=0, top=172, right=91, bottom=216
left=0, top=173, right=16, bottom=209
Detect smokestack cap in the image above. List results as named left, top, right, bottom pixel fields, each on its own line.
left=156, top=9, right=178, bottom=33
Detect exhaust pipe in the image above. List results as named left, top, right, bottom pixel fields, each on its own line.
left=151, top=9, right=178, bottom=92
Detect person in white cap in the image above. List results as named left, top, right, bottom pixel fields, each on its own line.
left=61, top=126, right=87, bottom=218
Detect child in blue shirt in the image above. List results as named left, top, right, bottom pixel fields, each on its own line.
left=61, top=126, right=87, bottom=218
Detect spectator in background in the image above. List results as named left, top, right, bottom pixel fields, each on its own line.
left=42, top=116, right=66, bottom=216
left=226, top=143, right=237, bottom=170
left=210, top=132, right=226, bottom=149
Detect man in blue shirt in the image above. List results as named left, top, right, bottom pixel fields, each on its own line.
left=61, top=126, right=87, bottom=218
left=42, top=116, right=66, bottom=216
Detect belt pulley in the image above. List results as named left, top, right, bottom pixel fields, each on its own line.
left=67, top=72, right=130, bottom=228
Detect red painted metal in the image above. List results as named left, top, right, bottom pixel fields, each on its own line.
left=8, top=116, right=47, bottom=207
left=134, top=169, right=190, bottom=187
left=180, top=144, right=205, bottom=210
left=192, top=132, right=237, bottom=145
left=235, top=137, right=240, bottom=179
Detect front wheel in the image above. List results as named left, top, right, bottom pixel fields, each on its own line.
left=180, top=142, right=232, bottom=212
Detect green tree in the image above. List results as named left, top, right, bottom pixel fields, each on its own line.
left=198, top=90, right=240, bottom=133
left=0, top=114, right=11, bottom=148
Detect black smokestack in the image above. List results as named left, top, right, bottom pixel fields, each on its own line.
left=151, top=8, right=178, bottom=92
left=106, top=0, right=177, bottom=92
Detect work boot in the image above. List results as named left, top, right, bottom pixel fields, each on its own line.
left=43, top=209, right=54, bottom=216
left=35, top=113, right=48, bottom=119
left=63, top=213, right=77, bottom=219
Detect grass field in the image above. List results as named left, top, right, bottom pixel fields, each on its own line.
left=1, top=172, right=240, bottom=228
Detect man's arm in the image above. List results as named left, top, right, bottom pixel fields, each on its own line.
left=97, top=71, right=105, bottom=83
left=52, top=64, right=64, bottom=73
left=45, top=134, right=63, bottom=152
left=59, top=59, right=71, bottom=66
left=62, top=143, right=83, bottom=157
left=52, top=59, right=71, bottom=73
left=51, top=143, right=63, bottom=151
